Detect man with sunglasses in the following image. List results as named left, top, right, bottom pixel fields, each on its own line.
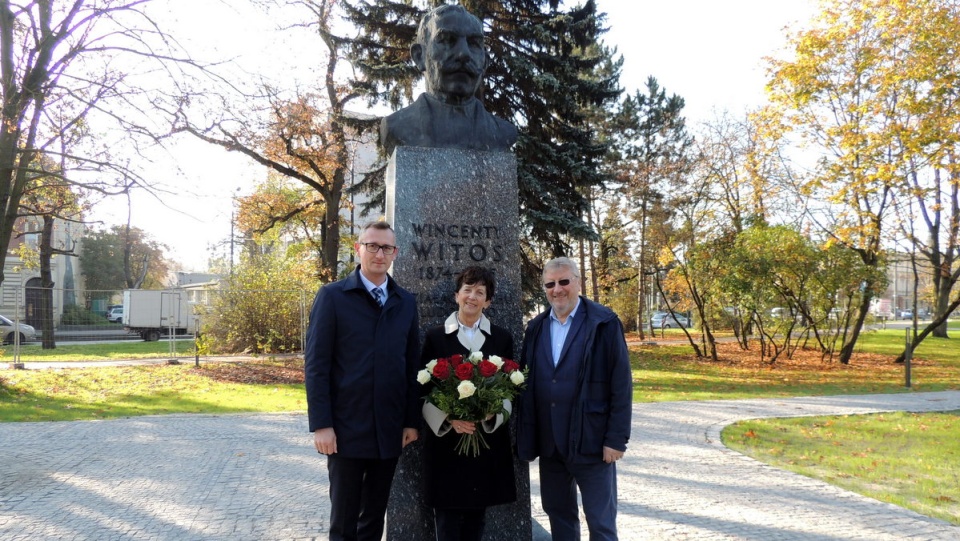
left=305, top=221, right=421, bottom=541
left=517, top=256, right=632, bottom=541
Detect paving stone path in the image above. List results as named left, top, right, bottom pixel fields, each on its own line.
left=1, top=391, right=958, bottom=540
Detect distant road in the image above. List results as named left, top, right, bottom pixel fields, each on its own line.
left=872, top=318, right=936, bottom=330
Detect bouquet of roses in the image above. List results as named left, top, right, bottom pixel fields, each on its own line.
left=417, top=351, right=527, bottom=457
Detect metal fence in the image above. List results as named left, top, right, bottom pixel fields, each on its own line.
left=1, top=287, right=312, bottom=363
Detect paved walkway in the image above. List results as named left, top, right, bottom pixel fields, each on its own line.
left=1, top=391, right=958, bottom=540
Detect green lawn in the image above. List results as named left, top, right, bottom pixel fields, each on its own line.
left=723, top=410, right=960, bottom=525
left=0, top=359, right=304, bottom=422
left=2, top=340, right=197, bottom=362
left=632, top=326, right=960, bottom=525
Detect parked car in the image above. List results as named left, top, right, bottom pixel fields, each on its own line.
left=107, top=306, right=124, bottom=323
left=898, top=309, right=913, bottom=320
left=650, top=311, right=691, bottom=328
left=771, top=307, right=810, bottom=325
left=0, top=314, right=36, bottom=344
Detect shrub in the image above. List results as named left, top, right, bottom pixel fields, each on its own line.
left=201, top=250, right=320, bottom=354
left=60, top=304, right=109, bottom=325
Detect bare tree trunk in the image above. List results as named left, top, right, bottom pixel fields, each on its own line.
left=587, top=187, right=599, bottom=301
left=933, top=279, right=953, bottom=338
left=38, top=216, right=56, bottom=349
left=654, top=272, right=704, bottom=358
left=578, top=237, right=589, bottom=300
left=895, top=293, right=960, bottom=363
left=636, top=202, right=648, bottom=339
left=838, top=292, right=872, bottom=365
left=910, top=248, right=919, bottom=342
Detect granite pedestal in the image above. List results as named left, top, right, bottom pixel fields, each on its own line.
left=385, top=146, right=532, bottom=540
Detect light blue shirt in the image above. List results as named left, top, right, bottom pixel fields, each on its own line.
left=457, top=314, right=480, bottom=343
left=358, top=273, right=388, bottom=304
left=549, top=298, right=581, bottom=366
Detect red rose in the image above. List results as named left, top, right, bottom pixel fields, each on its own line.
left=433, top=360, right=451, bottom=380
left=449, top=354, right=464, bottom=367
left=503, top=360, right=520, bottom=373
left=478, top=360, right=497, bottom=378
left=455, top=362, right=475, bottom=381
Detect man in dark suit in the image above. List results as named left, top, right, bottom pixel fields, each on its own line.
left=304, top=221, right=421, bottom=541
left=517, top=257, right=632, bottom=541
left=380, top=4, right=517, bottom=156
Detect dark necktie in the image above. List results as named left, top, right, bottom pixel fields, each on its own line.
left=372, top=287, right=384, bottom=307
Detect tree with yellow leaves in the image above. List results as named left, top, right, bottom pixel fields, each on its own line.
left=761, top=0, right=960, bottom=363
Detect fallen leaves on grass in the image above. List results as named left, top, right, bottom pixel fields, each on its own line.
left=194, top=358, right=305, bottom=385
left=670, top=342, right=925, bottom=372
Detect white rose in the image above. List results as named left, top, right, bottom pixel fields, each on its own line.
left=488, top=355, right=504, bottom=369
left=417, top=369, right=432, bottom=385
left=509, top=371, right=525, bottom=386
left=426, top=359, right=438, bottom=371
left=457, top=380, right=477, bottom=399
left=469, top=351, right=483, bottom=363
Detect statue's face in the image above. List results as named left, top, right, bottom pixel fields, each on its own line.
left=420, top=10, right=486, bottom=103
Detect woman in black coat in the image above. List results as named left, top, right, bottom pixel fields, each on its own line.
left=420, top=266, right=516, bottom=541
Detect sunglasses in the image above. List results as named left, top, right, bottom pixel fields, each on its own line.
left=543, top=278, right=572, bottom=289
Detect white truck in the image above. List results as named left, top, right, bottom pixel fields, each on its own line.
left=870, top=298, right=894, bottom=320
left=122, top=289, right=197, bottom=341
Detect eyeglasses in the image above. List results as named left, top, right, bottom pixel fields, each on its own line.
left=543, top=278, right=573, bottom=289
left=359, top=242, right=397, bottom=255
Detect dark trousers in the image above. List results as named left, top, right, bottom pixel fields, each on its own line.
left=326, top=454, right=399, bottom=541
left=433, top=507, right=486, bottom=541
left=539, top=454, right=618, bottom=541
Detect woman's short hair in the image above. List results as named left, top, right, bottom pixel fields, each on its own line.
left=455, top=266, right=496, bottom=300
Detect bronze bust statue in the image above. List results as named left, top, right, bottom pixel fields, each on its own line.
left=381, top=5, right=518, bottom=155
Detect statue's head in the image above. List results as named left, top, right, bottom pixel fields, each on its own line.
left=412, top=5, right=488, bottom=105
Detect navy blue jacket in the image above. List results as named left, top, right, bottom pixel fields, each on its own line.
left=517, top=297, right=631, bottom=462
left=304, top=266, right=421, bottom=459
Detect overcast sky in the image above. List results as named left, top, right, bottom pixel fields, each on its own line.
left=89, top=0, right=817, bottom=274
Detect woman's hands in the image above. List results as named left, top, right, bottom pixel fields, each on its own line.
left=448, top=413, right=495, bottom=434
left=449, top=419, right=477, bottom=434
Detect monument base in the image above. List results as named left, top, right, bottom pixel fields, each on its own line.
left=385, top=146, right=531, bottom=540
